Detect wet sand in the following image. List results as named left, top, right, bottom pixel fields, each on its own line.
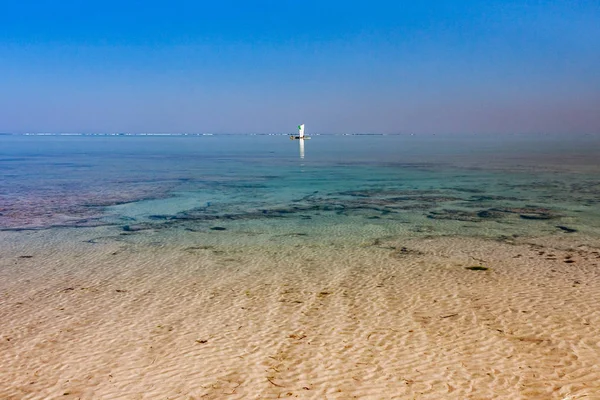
left=1, top=231, right=600, bottom=399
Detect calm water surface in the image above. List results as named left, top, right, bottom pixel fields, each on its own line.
left=1, top=134, right=600, bottom=242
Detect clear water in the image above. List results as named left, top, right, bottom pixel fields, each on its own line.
left=2, top=134, right=600, bottom=243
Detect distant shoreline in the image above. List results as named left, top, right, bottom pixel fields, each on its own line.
left=1, top=132, right=397, bottom=137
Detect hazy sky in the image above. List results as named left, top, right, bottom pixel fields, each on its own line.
left=1, top=0, right=599, bottom=134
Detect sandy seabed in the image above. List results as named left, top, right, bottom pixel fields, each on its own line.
left=1, top=231, right=600, bottom=400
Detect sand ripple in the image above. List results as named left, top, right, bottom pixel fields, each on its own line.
left=1, top=233, right=600, bottom=399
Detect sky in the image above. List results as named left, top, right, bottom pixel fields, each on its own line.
left=1, top=0, right=599, bottom=134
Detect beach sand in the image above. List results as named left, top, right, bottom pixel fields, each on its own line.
left=1, top=231, right=600, bottom=399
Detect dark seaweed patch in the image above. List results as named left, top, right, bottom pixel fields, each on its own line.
left=185, top=245, right=214, bottom=250
left=476, top=210, right=506, bottom=219
left=391, top=247, right=424, bottom=257
left=468, top=195, right=522, bottom=202
left=556, top=225, right=577, bottom=233
left=122, top=224, right=150, bottom=232
left=448, top=187, right=485, bottom=194
left=148, top=215, right=173, bottom=220
left=465, top=266, right=489, bottom=271
left=427, top=209, right=482, bottom=222
left=490, top=206, right=561, bottom=220
left=519, top=213, right=554, bottom=220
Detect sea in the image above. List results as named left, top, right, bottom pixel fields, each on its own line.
left=2, top=133, right=600, bottom=244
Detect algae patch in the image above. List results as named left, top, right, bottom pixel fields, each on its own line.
left=465, top=266, right=489, bottom=271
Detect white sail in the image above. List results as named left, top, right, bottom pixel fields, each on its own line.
left=298, top=124, right=305, bottom=138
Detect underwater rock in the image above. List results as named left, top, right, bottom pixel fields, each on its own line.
left=163, top=192, right=459, bottom=228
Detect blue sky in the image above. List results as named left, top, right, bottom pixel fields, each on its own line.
left=1, top=0, right=599, bottom=134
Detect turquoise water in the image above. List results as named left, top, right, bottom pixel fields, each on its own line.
left=2, top=133, right=600, bottom=242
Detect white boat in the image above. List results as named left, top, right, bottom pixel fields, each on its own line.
left=290, top=124, right=311, bottom=140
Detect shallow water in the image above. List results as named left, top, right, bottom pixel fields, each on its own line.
left=2, top=133, right=600, bottom=243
